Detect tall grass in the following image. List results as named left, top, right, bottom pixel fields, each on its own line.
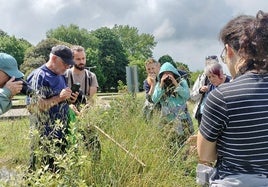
left=0, top=93, right=199, bottom=186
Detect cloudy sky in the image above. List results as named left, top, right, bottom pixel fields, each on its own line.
left=1, top=0, right=267, bottom=72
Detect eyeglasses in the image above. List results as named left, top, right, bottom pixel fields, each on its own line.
left=205, top=55, right=218, bottom=61
left=220, top=47, right=227, bottom=64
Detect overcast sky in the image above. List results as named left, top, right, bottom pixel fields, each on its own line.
left=1, top=0, right=267, bottom=72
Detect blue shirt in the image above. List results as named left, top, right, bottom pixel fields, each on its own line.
left=27, top=65, right=69, bottom=138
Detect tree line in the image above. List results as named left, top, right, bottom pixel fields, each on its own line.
left=0, top=24, right=197, bottom=92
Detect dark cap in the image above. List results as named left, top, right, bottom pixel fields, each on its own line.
left=51, top=45, right=75, bottom=65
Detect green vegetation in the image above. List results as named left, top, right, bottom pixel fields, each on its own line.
left=0, top=93, right=200, bottom=186
left=1, top=24, right=199, bottom=92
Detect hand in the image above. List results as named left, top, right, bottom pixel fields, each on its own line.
left=160, top=74, right=169, bottom=87
left=69, top=91, right=79, bottom=103
left=148, top=73, right=156, bottom=86
left=161, top=74, right=178, bottom=87
left=4, top=77, right=23, bottom=97
left=59, top=87, right=72, bottom=100
left=186, top=135, right=197, bottom=146
left=69, top=104, right=80, bottom=115
left=199, top=85, right=208, bottom=93
left=168, top=75, right=177, bottom=85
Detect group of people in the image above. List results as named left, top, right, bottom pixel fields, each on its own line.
left=191, top=55, right=231, bottom=127
left=26, top=45, right=100, bottom=171
left=143, top=10, right=268, bottom=187
left=143, top=58, right=194, bottom=151
left=1, top=9, right=268, bottom=186
left=0, top=44, right=99, bottom=172
left=196, top=10, right=268, bottom=187
left=142, top=55, right=230, bottom=152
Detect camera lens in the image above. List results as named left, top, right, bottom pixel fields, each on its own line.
left=15, top=78, right=35, bottom=96
left=164, top=77, right=172, bottom=87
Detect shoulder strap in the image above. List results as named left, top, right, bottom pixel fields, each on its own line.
left=65, top=69, right=74, bottom=85
left=84, top=71, right=87, bottom=95
left=85, top=69, right=92, bottom=86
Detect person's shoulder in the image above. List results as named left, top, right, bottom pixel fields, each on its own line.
left=27, top=67, right=46, bottom=82
left=65, top=68, right=72, bottom=76
left=86, top=69, right=97, bottom=78
left=144, top=79, right=149, bottom=85
left=28, top=66, right=44, bottom=76
left=84, top=69, right=91, bottom=75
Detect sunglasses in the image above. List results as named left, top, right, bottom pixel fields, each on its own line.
left=205, top=55, right=218, bottom=61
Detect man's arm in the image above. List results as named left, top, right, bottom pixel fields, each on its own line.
left=0, top=88, right=12, bottom=115
left=37, top=88, right=73, bottom=111
left=88, top=72, right=98, bottom=98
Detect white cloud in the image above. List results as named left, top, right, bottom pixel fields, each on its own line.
left=225, top=0, right=268, bottom=15
left=31, top=0, right=66, bottom=14
left=1, top=0, right=268, bottom=72
left=153, top=19, right=176, bottom=40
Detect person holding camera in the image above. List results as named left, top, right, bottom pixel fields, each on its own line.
left=65, top=45, right=101, bottom=161
left=197, top=11, right=268, bottom=186
left=26, top=45, right=78, bottom=172
left=0, top=53, right=23, bottom=115
left=152, top=62, right=191, bottom=151
left=65, top=45, right=99, bottom=113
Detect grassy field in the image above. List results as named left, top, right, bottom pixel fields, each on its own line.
left=0, top=93, right=200, bottom=186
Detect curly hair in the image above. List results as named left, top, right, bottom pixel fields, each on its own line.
left=219, top=10, right=268, bottom=74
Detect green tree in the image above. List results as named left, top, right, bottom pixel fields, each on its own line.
left=46, top=24, right=104, bottom=89
left=112, top=25, right=156, bottom=61
left=190, top=70, right=203, bottom=88
left=21, top=38, right=69, bottom=77
left=158, top=54, right=176, bottom=67
left=46, top=24, right=99, bottom=50
left=113, top=25, right=157, bottom=91
left=0, top=29, right=8, bottom=37
left=176, top=62, right=190, bottom=72
left=0, top=35, right=32, bottom=69
left=92, top=27, right=128, bottom=92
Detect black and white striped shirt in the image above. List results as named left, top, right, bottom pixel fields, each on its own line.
left=200, top=72, right=268, bottom=177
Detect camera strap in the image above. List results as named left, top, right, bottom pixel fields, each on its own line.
left=67, top=70, right=86, bottom=95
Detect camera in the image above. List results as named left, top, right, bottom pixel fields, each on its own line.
left=163, top=76, right=173, bottom=88
left=14, top=78, right=35, bottom=96
left=71, top=83, right=87, bottom=106
left=71, top=83, right=80, bottom=93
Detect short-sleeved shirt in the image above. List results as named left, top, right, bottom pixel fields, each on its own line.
left=27, top=65, right=69, bottom=138
left=65, top=69, right=98, bottom=96
left=200, top=72, right=268, bottom=178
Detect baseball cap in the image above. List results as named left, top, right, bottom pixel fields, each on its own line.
left=0, top=53, right=24, bottom=78
left=51, top=45, right=75, bottom=65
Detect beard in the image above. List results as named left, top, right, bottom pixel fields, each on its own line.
left=74, top=64, right=85, bottom=71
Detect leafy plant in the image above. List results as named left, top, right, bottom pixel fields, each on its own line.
left=0, top=93, right=199, bottom=186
